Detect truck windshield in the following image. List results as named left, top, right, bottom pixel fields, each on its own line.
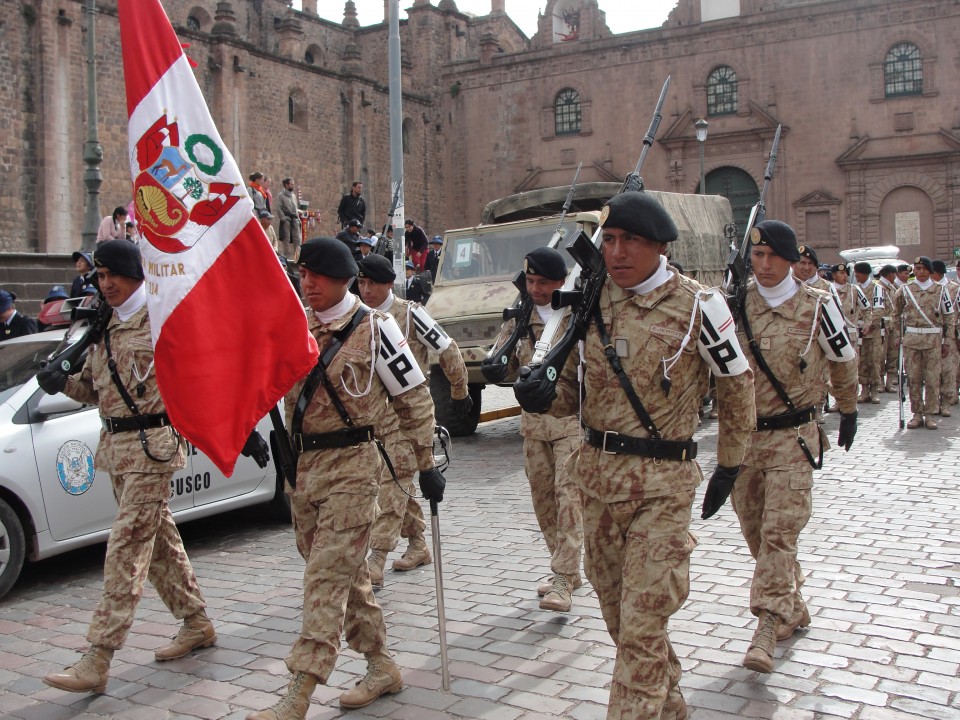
left=439, top=221, right=579, bottom=283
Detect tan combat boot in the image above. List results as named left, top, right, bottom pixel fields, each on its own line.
left=906, top=413, right=923, bottom=429
left=661, top=686, right=689, bottom=720
left=367, top=549, right=387, bottom=589
left=925, top=416, right=939, bottom=429
left=777, top=598, right=811, bottom=641
left=938, top=404, right=951, bottom=417
left=246, top=671, right=318, bottom=720
left=537, top=574, right=582, bottom=597
left=857, top=386, right=869, bottom=403
left=869, top=386, right=880, bottom=404
left=743, top=611, right=779, bottom=673
left=391, top=538, right=431, bottom=571
left=155, top=610, right=217, bottom=661
left=42, top=646, right=114, bottom=694
left=539, top=574, right=573, bottom=613
left=339, top=649, right=403, bottom=709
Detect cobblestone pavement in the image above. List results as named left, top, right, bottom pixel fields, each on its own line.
left=1, top=393, right=959, bottom=719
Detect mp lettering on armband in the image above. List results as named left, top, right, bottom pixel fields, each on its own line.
left=857, top=287, right=870, bottom=311
left=942, top=289, right=955, bottom=315
left=817, top=298, right=857, bottom=361
left=697, top=291, right=750, bottom=377
left=873, top=285, right=886, bottom=309
left=376, top=315, right=426, bottom=396
left=411, top=304, right=453, bottom=352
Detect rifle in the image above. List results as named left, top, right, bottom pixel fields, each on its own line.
left=724, top=124, right=782, bottom=315
left=480, top=162, right=582, bottom=384
left=269, top=405, right=298, bottom=488
left=897, top=316, right=905, bottom=429
left=42, top=274, right=112, bottom=376
left=513, top=77, right=671, bottom=414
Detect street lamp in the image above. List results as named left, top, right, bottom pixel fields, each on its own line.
left=695, top=118, right=708, bottom=195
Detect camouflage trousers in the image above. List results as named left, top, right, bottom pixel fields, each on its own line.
left=730, top=462, right=812, bottom=624
left=582, top=488, right=696, bottom=720
left=904, top=344, right=942, bottom=415
left=940, top=337, right=959, bottom=404
left=883, top=328, right=901, bottom=381
left=87, top=471, right=206, bottom=650
left=524, top=434, right=582, bottom=578
left=858, top=336, right=884, bottom=388
left=288, top=492, right=387, bottom=681
left=370, top=434, right=419, bottom=552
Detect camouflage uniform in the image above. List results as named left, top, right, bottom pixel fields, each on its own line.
left=857, top=279, right=886, bottom=400
left=283, top=296, right=436, bottom=681
left=938, top=278, right=959, bottom=406
left=877, top=276, right=901, bottom=391
left=370, top=296, right=467, bottom=556
left=551, top=273, right=755, bottom=719
left=890, top=281, right=953, bottom=420
left=63, top=306, right=203, bottom=650
left=732, top=281, right=858, bottom=630
left=494, top=309, right=582, bottom=584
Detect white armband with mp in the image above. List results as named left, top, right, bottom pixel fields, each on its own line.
left=410, top=303, right=453, bottom=352
left=817, top=296, right=857, bottom=362
left=696, top=290, right=750, bottom=377
left=375, top=315, right=426, bottom=396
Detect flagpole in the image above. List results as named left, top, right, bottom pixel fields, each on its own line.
left=388, top=0, right=405, bottom=299
left=80, top=0, right=103, bottom=253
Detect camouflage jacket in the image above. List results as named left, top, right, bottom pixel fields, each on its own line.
left=64, top=306, right=185, bottom=476
left=890, top=280, right=955, bottom=350
left=857, top=280, right=886, bottom=338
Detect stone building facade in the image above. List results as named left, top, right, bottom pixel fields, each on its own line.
left=2, top=0, right=959, bottom=271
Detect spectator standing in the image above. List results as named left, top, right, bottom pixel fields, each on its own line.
left=335, top=219, right=364, bottom=262
left=0, top=290, right=38, bottom=341
left=403, top=219, right=429, bottom=271
left=277, top=178, right=302, bottom=259
left=97, top=207, right=128, bottom=244
left=337, top=181, right=366, bottom=228
left=358, top=237, right=376, bottom=257
left=404, top=261, right=430, bottom=304
left=258, top=210, right=279, bottom=253
left=248, top=172, right=268, bottom=216
left=426, top=235, right=443, bottom=282
left=71, top=251, right=95, bottom=298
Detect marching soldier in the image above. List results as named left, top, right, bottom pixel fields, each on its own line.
left=932, top=259, right=959, bottom=411
left=823, top=262, right=862, bottom=412
left=355, top=253, right=471, bottom=586
left=37, top=241, right=259, bottom=694
left=895, top=263, right=911, bottom=287
left=890, top=256, right=954, bottom=429
left=876, top=265, right=901, bottom=392
left=491, top=247, right=583, bottom=613
left=529, top=192, right=756, bottom=719
left=793, top=245, right=831, bottom=294
left=728, top=221, right=858, bottom=675
left=853, top=262, right=886, bottom=403
left=246, top=238, right=446, bottom=719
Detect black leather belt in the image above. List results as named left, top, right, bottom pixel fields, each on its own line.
left=584, top=426, right=697, bottom=461
left=102, top=413, right=170, bottom=433
left=756, top=406, right=815, bottom=431
left=293, top=425, right=375, bottom=452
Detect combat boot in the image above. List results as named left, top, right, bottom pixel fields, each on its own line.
left=938, top=404, right=951, bottom=417
left=392, top=538, right=431, bottom=571
left=869, top=386, right=880, bottom=404
left=777, top=599, right=811, bottom=641
left=661, top=686, right=688, bottom=720
left=539, top=574, right=573, bottom=613
left=743, top=611, right=779, bottom=673
left=537, top=574, right=582, bottom=597
left=925, top=416, right=938, bottom=429
left=367, top=549, right=387, bottom=588
left=906, top=413, right=923, bottom=429
left=857, top=386, right=869, bottom=403
left=155, top=610, right=217, bottom=661
left=339, top=649, right=403, bottom=709
left=42, top=645, right=113, bottom=694
left=246, top=671, right=318, bottom=720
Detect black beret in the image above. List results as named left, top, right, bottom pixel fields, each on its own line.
left=523, top=246, right=566, bottom=281
left=879, top=264, right=897, bottom=277
left=357, top=254, right=396, bottom=283
left=600, top=191, right=678, bottom=243
left=750, top=220, right=800, bottom=262
left=94, top=240, right=144, bottom=280
left=797, top=244, right=819, bottom=265
left=914, top=256, right=933, bottom=272
left=831, top=262, right=849, bottom=274
left=296, top=237, right=358, bottom=278
left=853, top=262, right=872, bottom=275
left=897, top=263, right=910, bottom=272
left=931, top=259, right=947, bottom=274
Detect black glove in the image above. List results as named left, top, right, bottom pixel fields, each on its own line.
left=701, top=465, right=740, bottom=520
left=513, top=365, right=557, bottom=414
left=418, top=467, right=446, bottom=503
left=452, top=394, right=473, bottom=418
left=837, top=411, right=858, bottom=451
left=241, top=430, right=270, bottom=468
left=36, top=366, right=68, bottom=395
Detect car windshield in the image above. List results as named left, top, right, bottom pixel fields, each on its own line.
left=438, top=221, right=578, bottom=283
left=0, top=338, right=61, bottom=404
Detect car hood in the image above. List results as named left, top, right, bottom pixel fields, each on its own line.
left=428, top=278, right=520, bottom=325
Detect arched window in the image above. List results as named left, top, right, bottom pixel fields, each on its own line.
left=884, top=42, right=922, bottom=98
left=186, top=15, right=201, bottom=32
left=707, top=167, right=759, bottom=230
left=288, top=89, right=307, bottom=130
left=554, top=88, right=581, bottom=136
left=304, top=44, right=323, bottom=67
left=706, top=66, right=737, bottom=117
left=185, top=6, right=211, bottom=33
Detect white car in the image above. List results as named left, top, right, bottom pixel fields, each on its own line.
left=0, top=330, right=289, bottom=600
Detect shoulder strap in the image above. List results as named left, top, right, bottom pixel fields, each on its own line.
left=103, top=326, right=141, bottom=416
left=292, top=307, right=369, bottom=435
left=902, top=285, right=937, bottom=328
left=738, top=304, right=797, bottom=412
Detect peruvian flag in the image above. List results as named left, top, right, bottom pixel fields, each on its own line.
left=118, top=0, right=318, bottom=474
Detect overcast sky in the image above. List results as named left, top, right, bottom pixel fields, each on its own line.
left=302, top=1, right=678, bottom=36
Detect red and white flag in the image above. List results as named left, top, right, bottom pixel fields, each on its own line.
left=118, top=0, right=318, bottom=475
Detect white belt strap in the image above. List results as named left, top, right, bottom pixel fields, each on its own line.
left=905, top=327, right=941, bottom=335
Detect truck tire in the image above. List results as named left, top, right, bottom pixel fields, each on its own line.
left=0, top=498, right=26, bottom=600
left=431, top=373, right=482, bottom=436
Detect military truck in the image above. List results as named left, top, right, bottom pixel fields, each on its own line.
left=428, top=182, right=735, bottom=434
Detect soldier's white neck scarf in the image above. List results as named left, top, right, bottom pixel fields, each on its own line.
left=375, top=292, right=395, bottom=313
left=915, top=278, right=933, bottom=291
left=805, top=275, right=820, bottom=285
left=629, top=255, right=672, bottom=296
left=937, top=277, right=948, bottom=286
left=535, top=304, right=554, bottom=324
left=757, top=270, right=799, bottom=308
left=314, top=292, right=356, bottom=325
left=859, top=278, right=873, bottom=290
left=115, top=283, right=147, bottom=322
